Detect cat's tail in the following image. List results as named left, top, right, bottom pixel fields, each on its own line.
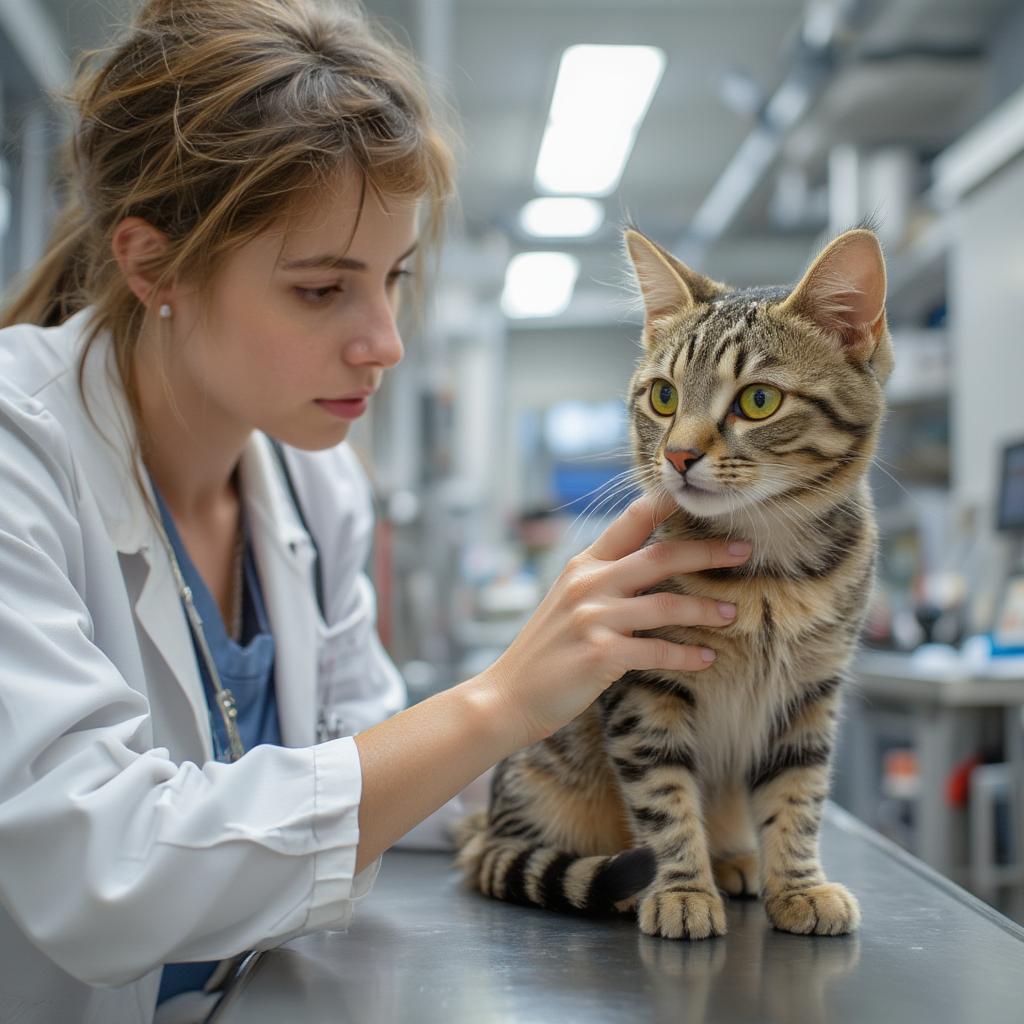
left=454, top=812, right=656, bottom=914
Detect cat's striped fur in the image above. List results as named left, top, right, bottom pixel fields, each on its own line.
left=457, top=228, right=892, bottom=939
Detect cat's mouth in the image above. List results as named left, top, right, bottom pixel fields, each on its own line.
left=665, top=472, right=736, bottom=517
left=659, top=461, right=744, bottom=517
left=681, top=478, right=713, bottom=495
left=672, top=473, right=722, bottom=500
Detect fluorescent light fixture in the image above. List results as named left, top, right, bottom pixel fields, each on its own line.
left=501, top=252, right=580, bottom=319
left=802, top=0, right=839, bottom=49
left=718, top=68, right=763, bottom=117
left=764, top=78, right=812, bottom=130
left=535, top=44, right=666, bottom=196
left=519, top=197, right=605, bottom=238
left=689, top=129, right=780, bottom=240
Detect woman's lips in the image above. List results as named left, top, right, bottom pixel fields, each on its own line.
left=316, top=397, right=369, bottom=420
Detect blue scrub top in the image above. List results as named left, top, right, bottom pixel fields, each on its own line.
left=149, top=475, right=282, bottom=1004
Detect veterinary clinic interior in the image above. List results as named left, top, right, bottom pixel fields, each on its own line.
left=1, top=1, right=1023, bottom=1022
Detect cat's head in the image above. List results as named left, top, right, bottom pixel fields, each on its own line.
left=624, top=227, right=893, bottom=526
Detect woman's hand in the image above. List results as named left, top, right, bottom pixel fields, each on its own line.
left=478, top=493, right=752, bottom=748
left=353, top=492, right=751, bottom=870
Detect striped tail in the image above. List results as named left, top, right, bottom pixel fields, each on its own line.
left=455, top=813, right=656, bottom=915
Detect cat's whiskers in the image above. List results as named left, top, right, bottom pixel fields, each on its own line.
left=657, top=449, right=875, bottom=544
left=736, top=492, right=805, bottom=575
left=567, top=466, right=660, bottom=544
left=733, top=487, right=771, bottom=560
left=736, top=483, right=831, bottom=567
left=741, top=459, right=874, bottom=515
left=555, top=467, right=643, bottom=537
left=773, top=476, right=873, bottom=518
left=747, top=479, right=868, bottom=564
left=866, top=456, right=915, bottom=502
left=754, top=475, right=851, bottom=532
left=580, top=476, right=654, bottom=532
left=553, top=466, right=645, bottom=515
left=563, top=445, right=637, bottom=464
left=569, top=475, right=649, bottom=537
left=768, top=483, right=833, bottom=526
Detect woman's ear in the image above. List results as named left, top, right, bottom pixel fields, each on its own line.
left=110, top=216, right=172, bottom=311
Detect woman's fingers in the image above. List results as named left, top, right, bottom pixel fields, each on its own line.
left=611, top=537, right=752, bottom=597
left=608, top=592, right=737, bottom=634
left=483, top=493, right=752, bottom=746
left=618, top=636, right=719, bottom=673
left=587, top=493, right=680, bottom=562
left=581, top=494, right=752, bottom=597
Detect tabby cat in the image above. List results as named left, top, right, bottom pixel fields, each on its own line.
left=457, top=226, right=892, bottom=939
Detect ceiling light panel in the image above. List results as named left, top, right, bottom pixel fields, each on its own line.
left=535, top=44, right=666, bottom=196
left=501, top=252, right=581, bottom=319
left=519, top=197, right=605, bottom=237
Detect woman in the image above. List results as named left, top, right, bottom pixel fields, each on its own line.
left=0, top=1, right=749, bottom=1021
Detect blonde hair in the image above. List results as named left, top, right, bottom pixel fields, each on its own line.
left=1, top=0, right=455, bottom=434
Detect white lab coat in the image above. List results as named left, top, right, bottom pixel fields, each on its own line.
left=0, top=307, right=458, bottom=1023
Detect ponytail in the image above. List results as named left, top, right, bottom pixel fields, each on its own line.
left=1, top=194, right=93, bottom=328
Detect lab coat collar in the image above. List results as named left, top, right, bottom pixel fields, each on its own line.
left=238, top=436, right=320, bottom=747
left=64, top=308, right=319, bottom=751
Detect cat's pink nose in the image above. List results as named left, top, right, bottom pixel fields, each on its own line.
left=665, top=447, right=704, bottom=474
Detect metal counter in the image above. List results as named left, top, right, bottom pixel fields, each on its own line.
left=210, top=804, right=1024, bottom=1024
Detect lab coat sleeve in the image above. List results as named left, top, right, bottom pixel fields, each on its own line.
left=0, top=397, right=372, bottom=987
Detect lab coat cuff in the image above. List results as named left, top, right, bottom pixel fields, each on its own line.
left=303, top=736, right=380, bottom=932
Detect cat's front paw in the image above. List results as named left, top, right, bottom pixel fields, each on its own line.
left=713, top=851, right=760, bottom=899
left=637, top=889, right=727, bottom=940
left=764, top=883, right=860, bottom=935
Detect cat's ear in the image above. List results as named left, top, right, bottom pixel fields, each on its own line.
left=778, top=229, right=889, bottom=364
left=624, top=229, right=723, bottom=333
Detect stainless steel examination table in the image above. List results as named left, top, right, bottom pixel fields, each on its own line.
left=209, top=804, right=1024, bottom=1023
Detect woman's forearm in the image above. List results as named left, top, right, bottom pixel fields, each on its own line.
left=351, top=495, right=752, bottom=875
left=352, top=674, right=517, bottom=873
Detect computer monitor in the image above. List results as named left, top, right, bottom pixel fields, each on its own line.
left=996, top=439, right=1024, bottom=532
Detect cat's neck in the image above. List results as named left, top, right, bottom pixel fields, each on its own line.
left=668, top=479, right=872, bottom=579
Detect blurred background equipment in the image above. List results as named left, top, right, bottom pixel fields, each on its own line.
left=3, top=0, right=1024, bottom=920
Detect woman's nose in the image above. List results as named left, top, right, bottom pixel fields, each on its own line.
left=347, top=304, right=405, bottom=368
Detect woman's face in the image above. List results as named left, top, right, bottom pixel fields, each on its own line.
left=170, top=176, right=418, bottom=450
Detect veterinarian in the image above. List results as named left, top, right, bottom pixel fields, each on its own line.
left=0, top=2, right=751, bottom=1021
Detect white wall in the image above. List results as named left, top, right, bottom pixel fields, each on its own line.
left=949, top=154, right=1024, bottom=519
left=499, top=325, right=642, bottom=520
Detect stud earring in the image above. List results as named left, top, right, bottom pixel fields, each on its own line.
left=158, top=303, right=172, bottom=320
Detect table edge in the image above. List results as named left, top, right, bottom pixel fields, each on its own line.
left=826, top=803, right=1024, bottom=942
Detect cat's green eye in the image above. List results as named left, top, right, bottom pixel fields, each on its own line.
left=650, top=379, right=678, bottom=416
left=736, top=384, right=783, bottom=420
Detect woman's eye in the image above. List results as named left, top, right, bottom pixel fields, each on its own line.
left=650, top=378, right=678, bottom=416
left=735, top=383, right=783, bottom=420
left=387, top=269, right=413, bottom=289
left=296, top=285, right=342, bottom=304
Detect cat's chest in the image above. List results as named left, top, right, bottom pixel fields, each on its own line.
left=664, top=569, right=854, bottom=638
left=650, top=567, right=868, bottom=693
